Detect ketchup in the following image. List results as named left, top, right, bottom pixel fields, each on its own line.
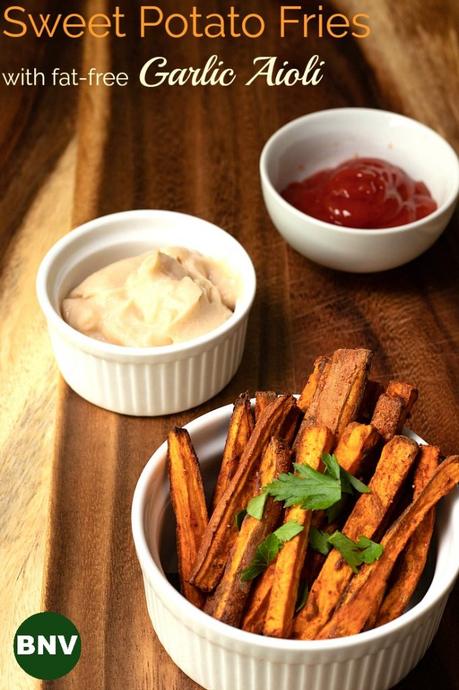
left=282, top=157, right=437, bottom=229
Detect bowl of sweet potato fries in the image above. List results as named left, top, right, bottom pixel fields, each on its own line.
left=132, top=348, right=459, bottom=690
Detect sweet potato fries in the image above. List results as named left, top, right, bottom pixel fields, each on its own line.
left=190, top=394, right=296, bottom=591
left=205, top=438, right=291, bottom=626
left=166, top=348, right=459, bottom=640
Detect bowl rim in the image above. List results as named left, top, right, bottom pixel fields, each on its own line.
left=260, top=107, right=459, bottom=236
left=131, top=399, right=459, bottom=652
left=36, top=209, right=257, bottom=360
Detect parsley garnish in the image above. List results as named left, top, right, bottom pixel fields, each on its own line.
left=264, top=453, right=369, bottom=512
left=321, top=453, right=340, bottom=479
left=323, top=453, right=370, bottom=495
left=274, top=521, right=305, bottom=541
left=246, top=492, right=268, bottom=520
left=265, top=462, right=341, bottom=510
left=241, top=534, right=280, bottom=581
left=240, top=521, right=304, bottom=581
left=309, top=527, right=332, bottom=555
left=327, top=531, right=383, bottom=573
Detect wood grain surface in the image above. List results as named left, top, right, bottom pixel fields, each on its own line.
left=1, top=1, right=459, bottom=689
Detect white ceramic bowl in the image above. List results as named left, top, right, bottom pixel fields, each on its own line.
left=132, top=402, right=459, bottom=690
left=36, top=210, right=256, bottom=416
left=260, top=108, right=459, bottom=273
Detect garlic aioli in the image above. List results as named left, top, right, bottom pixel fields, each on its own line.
left=62, top=247, right=238, bottom=347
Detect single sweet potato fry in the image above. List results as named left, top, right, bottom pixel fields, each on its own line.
left=334, top=422, right=380, bottom=475
left=205, top=439, right=291, bottom=626
left=263, top=425, right=335, bottom=638
left=386, top=380, right=418, bottom=427
left=168, top=428, right=209, bottom=608
left=212, top=393, right=255, bottom=510
left=296, top=357, right=331, bottom=440
left=318, top=455, right=459, bottom=639
left=371, top=381, right=418, bottom=441
left=298, top=356, right=331, bottom=412
left=255, top=391, right=277, bottom=421
left=293, top=435, right=419, bottom=639
left=314, top=349, right=372, bottom=437
left=374, top=445, right=440, bottom=627
left=190, top=395, right=296, bottom=592
left=371, top=393, right=405, bottom=442
left=241, top=563, right=275, bottom=634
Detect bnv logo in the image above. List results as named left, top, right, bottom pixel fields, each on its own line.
left=14, top=612, right=81, bottom=680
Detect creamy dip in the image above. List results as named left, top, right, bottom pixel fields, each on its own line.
left=62, top=247, right=238, bottom=347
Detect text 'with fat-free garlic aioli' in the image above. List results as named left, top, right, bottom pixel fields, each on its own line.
left=62, top=247, right=238, bottom=347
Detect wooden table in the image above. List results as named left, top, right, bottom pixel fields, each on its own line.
left=1, top=1, right=458, bottom=688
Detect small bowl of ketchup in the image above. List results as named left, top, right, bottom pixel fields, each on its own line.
left=260, top=108, right=459, bottom=272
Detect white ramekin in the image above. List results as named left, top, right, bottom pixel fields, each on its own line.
left=260, top=108, right=459, bottom=273
left=36, top=211, right=256, bottom=416
left=132, top=402, right=459, bottom=690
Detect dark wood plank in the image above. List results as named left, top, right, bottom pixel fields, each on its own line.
left=0, top=0, right=83, bottom=262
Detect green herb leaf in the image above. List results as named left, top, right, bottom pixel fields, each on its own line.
left=295, top=581, right=309, bottom=613
left=247, top=492, right=268, bottom=520
left=257, top=533, right=282, bottom=564
left=240, top=533, right=280, bottom=581
left=264, top=454, right=368, bottom=514
left=327, top=531, right=362, bottom=573
left=273, top=520, right=304, bottom=542
left=328, top=531, right=384, bottom=574
left=266, top=466, right=341, bottom=511
left=347, top=473, right=370, bottom=494
left=322, top=453, right=340, bottom=480
left=240, top=522, right=304, bottom=582
left=356, top=535, right=384, bottom=564
left=322, top=453, right=369, bottom=495
left=309, top=527, right=332, bottom=555
left=239, top=563, right=266, bottom=582
left=235, top=510, right=247, bottom=531
left=340, top=468, right=370, bottom=495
